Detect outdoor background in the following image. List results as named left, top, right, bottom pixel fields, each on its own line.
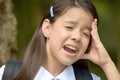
left=0, top=0, right=120, bottom=80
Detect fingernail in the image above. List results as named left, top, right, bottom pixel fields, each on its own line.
left=95, top=19, right=97, bottom=22
left=94, top=19, right=97, bottom=25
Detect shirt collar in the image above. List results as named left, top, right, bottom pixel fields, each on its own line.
left=34, top=65, right=75, bottom=80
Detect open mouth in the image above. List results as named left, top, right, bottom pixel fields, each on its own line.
left=63, top=45, right=78, bottom=54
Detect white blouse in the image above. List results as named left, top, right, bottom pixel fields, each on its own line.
left=0, top=65, right=101, bottom=80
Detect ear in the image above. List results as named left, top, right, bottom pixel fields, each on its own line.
left=41, top=19, right=52, bottom=38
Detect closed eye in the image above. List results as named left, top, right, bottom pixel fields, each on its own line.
left=83, top=32, right=89, bottom=37
left=82, top=31, right=90, bottom=38
left=65, top=26, right=74, bottom=30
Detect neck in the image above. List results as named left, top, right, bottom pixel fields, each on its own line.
left=43, top=57, right=67, bottom=76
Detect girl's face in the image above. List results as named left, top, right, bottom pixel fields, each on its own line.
left=42, top=7, right=93, bottom=66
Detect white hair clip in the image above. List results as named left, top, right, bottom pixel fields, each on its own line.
left=50, top=6, right=54, bottom=18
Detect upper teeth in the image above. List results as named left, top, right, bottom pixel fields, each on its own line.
left=66, top=45, right=76, bottom=51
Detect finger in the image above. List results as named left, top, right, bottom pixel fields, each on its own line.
left=91, top=19, right=106, bottom=54
left=91, top=19, right=99, bottom=40
left=91, top=19, right=101, bottom=45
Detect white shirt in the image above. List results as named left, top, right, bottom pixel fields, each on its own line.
left=0, top=65, right=101, bottom=80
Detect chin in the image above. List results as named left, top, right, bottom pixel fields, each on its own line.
left=61, top=60, right=76, bottom=66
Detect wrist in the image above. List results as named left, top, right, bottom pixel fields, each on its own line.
left=100, top=60, right=120, bottom=80
left=100, top=58, right=113, bottom=70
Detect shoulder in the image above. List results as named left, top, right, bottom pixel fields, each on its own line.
left=0, top=65, right=6, bottom=80
left=91, top=73, right=101, bottom=80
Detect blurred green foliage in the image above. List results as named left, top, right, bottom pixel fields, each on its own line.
left=12, top=0, right=120, bottom=80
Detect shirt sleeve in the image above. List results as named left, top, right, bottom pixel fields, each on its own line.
left=91, top=73, right=101, bottom=80
left=0, top=65, right=5, bottom=80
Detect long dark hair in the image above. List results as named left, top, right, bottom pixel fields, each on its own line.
left=12, top=0, right=99, bottom=80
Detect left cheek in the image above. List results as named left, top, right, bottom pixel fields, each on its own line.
left=82, top=39, right=90, bottom=51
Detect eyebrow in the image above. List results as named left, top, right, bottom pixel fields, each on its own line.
left=64, top=20, right=79, bottom=25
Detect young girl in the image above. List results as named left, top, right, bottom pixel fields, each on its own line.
left=0, top=0, right=120, bottom=80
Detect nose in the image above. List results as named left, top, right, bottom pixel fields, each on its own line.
left=71, top=31, right=81, bottom=42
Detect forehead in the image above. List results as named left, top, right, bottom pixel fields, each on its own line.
left=55, top=7, right=94, bottom=26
